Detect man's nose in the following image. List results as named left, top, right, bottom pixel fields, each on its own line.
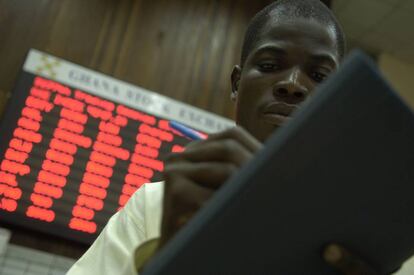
left=273, top=68, right=309, bottom=104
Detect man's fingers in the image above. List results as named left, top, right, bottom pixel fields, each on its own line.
left=166, top=127, right=262, bottom=167
left=323, top=244, right=378, bottom=275
left=207, top=127, right=262, bottom=153
left=161, top=173, right=212, bottom=244
left=164, top=161, right=237, bottom=189
left=175, top=139, right=253, bottom=167
left=160, top=126, right=263, bottom=247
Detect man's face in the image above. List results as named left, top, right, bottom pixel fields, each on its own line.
left=232, top=17, right=340, bottom=142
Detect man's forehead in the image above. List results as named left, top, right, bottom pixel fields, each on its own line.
left=254, top=17, right=338, bottom=56
left=265, top=17, right=335, bottom=43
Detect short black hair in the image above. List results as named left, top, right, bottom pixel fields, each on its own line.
left=241, top=0, right=346, bottom=65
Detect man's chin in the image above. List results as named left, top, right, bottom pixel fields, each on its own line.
left=249, top=124, right=280, bottom=143
left=235, top=120, right=279, bottom=143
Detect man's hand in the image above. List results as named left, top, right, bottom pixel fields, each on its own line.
left=158, top=127, right=380, bottom=275
left=323, top=244, right=379, bottom=275
left=160, top=126, right=262, bottom=246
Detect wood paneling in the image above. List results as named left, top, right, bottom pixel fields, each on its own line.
left=0, top=0, right=273, bottom=258
left=0, top=0, right=273, bottom=119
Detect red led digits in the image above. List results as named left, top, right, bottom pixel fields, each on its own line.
left=79, top=183, right=107, bottom=199
left=118, top=194, right=130, bottom=207
left=57, top=119, right=85, bottom=134
left=158, top=120, right=171, bottom=131
left=29, top=136, right=69, bottom=223
left=139, top=124, right=173, bottom=142
left=5, top=148, right=29, bottom=163
left=172, top=145, right=185, bottom=153
left=30, top=193, right=53, bottom=208
left=9, top=138, right=33, bottom=153
left=97, top=132, right=122, bottom=147
left=100, top=100, right=115, bottom=112
left=38, top=170, right=66, bottom=187
left=50, top=138, right=77, bottom=155
left=34, top=77, right=71, bottom=96
left=0, top=184, right=22, bottom=200
left=75, top=90, right=115, bottom=112
left=121, top=115, right=169, bottom=210
left=128, top=163, right=154, bottom=178
left=87, top=106, right=112, bottom=121
left=72, top=154, right=111, bottom=230
left=69, top=218, right=97, bottom=233
left=136, top=134, right=161, bottom=149
left=42, top=160, right=70, bottom=176
left=76, top=195, right=104, bottom=211
left=0, top=198, right=17, bottom=212
left=54, top=128, right=92, bottom=148
left=117, top=105, right=156, bottom=125
left=70, top=100, right=128, bottom=236
left=54, top=94, right=85, bottom=112
left=72, top=205, right=95, bottom=220
left=61, top=108, right=88, bottom=124
left=30, top=87, right=51, bottom=100
left=70, top=114, right=123, bottom=228
left=0, top=96, right=42, bottom=213
left=26, top=96, right=54, bottom=112
left=99, top=121, right=120, bottom=135
left=122, top=184, right=137, bottom=196
left=14, top=127, right=42, bottom=143
left=89, top=152, right=116, bottom=167
left=46, top=149, right=74, bottom=166
left=0, top=75, right=200, bottom=238
left=0, top=184, right=7, bottom=194
left=134, top=144, right=159, bottom=158
left=1, top=159, right=30, bottom=176
left=26, top=206, right=54, bottom=222
left=111, top=115, right=128, bottom=127
left=125, top=174, right=149, bottom=187
left=33, top=182, right=63, bottom=199
left=34, top=77, right=48, bottom=88
left=29, top=98, right=79, bottom=222
left=0, top=78, right=112, bottom=229
left=17, top=117, right=40, bottom=131
left=93, top=142, right=130, bottom=160
left=86, top=162, right=113, bottom=178
left=131, top=154, right=163, bottom=171
left=0, top=172, right=17, bottom=187
left=21, top=107, right=42, bottom=122
left=82, top=172, right=110, bottom=188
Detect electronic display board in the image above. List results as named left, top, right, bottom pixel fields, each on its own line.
left=0, top=49, right=234, bottom=244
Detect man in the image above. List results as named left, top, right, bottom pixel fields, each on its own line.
left=67, top=1, right=413, bottom=274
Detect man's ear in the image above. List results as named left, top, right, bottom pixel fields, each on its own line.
left=231, top=65, right=242, bottom=102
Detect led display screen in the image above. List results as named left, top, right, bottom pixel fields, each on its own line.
left=0, top=50, right=233, bottom=244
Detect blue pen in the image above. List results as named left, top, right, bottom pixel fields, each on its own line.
left=169, top=120, right=206, bottom=141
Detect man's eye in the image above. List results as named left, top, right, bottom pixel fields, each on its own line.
left=310, top=71, right=328, bottom=83
left=258, top=63, right=280, bottom=72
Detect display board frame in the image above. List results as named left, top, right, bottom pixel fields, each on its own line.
left=0, top=49, right=234, bottom=244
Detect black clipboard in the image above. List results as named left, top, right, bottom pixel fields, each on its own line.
left=142, top=51, right=414, bottom=275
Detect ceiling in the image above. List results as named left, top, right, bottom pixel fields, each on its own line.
left=332, top=0, right=414, bottom=64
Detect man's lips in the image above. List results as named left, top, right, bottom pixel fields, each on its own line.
left=262, top=102, right=297, bottom=116
left=261, top=102, right=297, bottom=126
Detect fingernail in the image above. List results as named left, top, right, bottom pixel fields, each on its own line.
left=323, top=244, right=343, bottom=264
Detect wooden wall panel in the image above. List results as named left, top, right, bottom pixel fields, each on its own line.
left=0, top=0, right=273, bottom=258
left=0, top=0, right=272, bottom=119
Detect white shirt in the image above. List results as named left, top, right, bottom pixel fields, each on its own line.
left=67, top=181, right=414, bottom=275
left=67, top=181, right=164, bottom=275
